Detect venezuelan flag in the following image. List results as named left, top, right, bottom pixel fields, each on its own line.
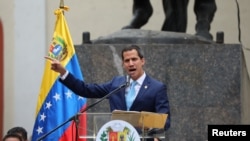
left=32, top=7, right=87, bottom=141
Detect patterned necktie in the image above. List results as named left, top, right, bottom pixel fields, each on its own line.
left=126, top=81, right=137, bottom=111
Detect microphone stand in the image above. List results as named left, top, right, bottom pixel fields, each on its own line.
left=37, top=83, right=127, bottom=141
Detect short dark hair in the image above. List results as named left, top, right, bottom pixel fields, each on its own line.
left=7, top=127, right=27, bottom=140
left=121, top=44, right=144, bottom=60
left=2, top=133, right=23, bottom=141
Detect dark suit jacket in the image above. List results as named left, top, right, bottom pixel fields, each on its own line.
left=60, top=73, right=170, bottom=130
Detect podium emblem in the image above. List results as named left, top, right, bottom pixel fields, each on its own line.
left=96, top=120, right=140, bottom=141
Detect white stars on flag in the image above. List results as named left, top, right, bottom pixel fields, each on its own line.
left=39, top=112, right=46, bottom=121
left=78, top=96, right=85, bottom=101
left=45, top=101, right=52, bottom=109
left=53, top=93, right=61, bottom=101
left=35, top=88, right=82, bottom=137
left=65, top=90, right=73, bottom=99
left=36, top=126, right=43, bottom=135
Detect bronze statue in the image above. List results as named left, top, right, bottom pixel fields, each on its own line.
left=122, top=0, right=217, bottom=40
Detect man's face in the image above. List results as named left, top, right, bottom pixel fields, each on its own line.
left=122, top=49, right=145, bottom=80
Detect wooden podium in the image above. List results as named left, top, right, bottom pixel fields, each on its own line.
left=111, top=110, right=168, bottom=129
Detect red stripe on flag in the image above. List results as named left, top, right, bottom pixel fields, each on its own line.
left=59, top=106, right=87, bottom=141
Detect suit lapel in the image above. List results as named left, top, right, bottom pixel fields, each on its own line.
left=130, top=75, right=150, bottom=109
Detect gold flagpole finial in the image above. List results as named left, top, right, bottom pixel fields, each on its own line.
left=57, top=0, right=69, bottom=13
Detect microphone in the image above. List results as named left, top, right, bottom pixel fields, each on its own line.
left=126, top=75, right=130, bottom=87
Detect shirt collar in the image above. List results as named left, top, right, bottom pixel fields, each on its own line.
left=131, top=72, right=146, bottom=86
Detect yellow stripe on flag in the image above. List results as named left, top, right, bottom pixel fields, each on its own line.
left=35, top=8, right=75, bottom=115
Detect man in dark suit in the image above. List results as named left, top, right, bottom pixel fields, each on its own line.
left=46, top=44, right=170, bottom=140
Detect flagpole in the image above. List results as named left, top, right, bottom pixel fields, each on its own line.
left=59, top=0, right=64, bottom=9
left=59, top=0, right=64, bottom=15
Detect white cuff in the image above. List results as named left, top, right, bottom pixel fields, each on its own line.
left=60, top=70, right=69, bottom=80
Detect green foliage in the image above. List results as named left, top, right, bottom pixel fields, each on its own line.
left=100, top=131, right=107, bottom=141
left=127, top=132, right=136, bottom=141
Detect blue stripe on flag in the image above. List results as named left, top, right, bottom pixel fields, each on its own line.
left=32, top=55, right=86, bottom=140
